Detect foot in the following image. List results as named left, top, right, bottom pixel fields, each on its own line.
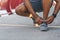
left=40, top=22, right=48, bottom=31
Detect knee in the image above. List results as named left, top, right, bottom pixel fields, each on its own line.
left=15, top=7, right=23, bottom=15
left=55, top=0, right=60, bottom=3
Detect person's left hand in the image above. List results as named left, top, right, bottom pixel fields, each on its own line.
left=45, top=15, right=55, bottom=24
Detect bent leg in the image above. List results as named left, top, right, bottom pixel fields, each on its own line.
left=42, top=0, right=52, bottom=20
left=39, top=0, right=53, bottom=31
left=15, top=3, right=30, bottom=17
left=15, top=3, right=43, bottom=26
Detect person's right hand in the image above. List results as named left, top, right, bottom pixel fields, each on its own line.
left=34, top=16, right=43, bottom=25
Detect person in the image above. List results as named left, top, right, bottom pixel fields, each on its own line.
left=15, top=0, right=60, bottom=31
left=6, top=0, right=23, bottom=15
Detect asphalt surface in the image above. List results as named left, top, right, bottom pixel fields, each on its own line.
left=0, top=25, right=60, bottom=40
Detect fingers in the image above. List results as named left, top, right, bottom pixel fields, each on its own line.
left=32, top=15, right=55, bottom=25
left=35, top=17, right=43, bottom=25
left=45, top=16, right=54, bottom=24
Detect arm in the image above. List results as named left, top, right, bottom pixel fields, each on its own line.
left=53, top=0, right=60, bottom=15
left=24, top=0, right=38, bottom=18
left=24, top=0, right=43, bottom=24
left=46, top=0, right=60, bottom=24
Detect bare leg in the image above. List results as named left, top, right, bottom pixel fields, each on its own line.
left=15, top=3, right=43, bottom=25
left=42, top=0, right=52, bottom=20
left=15, top=3, right=30, bottom=17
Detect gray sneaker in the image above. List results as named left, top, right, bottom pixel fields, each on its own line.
left=40, top=22, right=48, bottom=31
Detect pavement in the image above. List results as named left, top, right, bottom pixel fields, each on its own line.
left=0, top=25, right=60, bottom=40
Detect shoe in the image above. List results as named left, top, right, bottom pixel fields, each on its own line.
left=40, top=22, right=48, bottom=31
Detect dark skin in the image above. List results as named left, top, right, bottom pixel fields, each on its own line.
left=15, top=0, right=60, bottom=25
left=46, top=0, right=60, bottom=24
left=15, top=0, right=44, bottom=24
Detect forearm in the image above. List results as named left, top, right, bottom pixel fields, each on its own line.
left=24, top=0, right=38, bottom=18
left=46, top=0, right=60, bottom=24
left=53, top=0, right=60, bottom=15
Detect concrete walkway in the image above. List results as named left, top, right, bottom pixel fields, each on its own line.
left=0, top=25, right=60, bottom=40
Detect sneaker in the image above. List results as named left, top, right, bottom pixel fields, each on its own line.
left=40, top=22, right=48, bottom=31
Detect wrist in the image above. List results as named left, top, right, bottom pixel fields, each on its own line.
left=52, top=13, right=57, bottom=18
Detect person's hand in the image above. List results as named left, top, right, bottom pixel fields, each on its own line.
left=29, top=13, right=43, bottom=25
left=45, top=15, right=55, bottom=24
left=34, top=16, right=43, bottom=25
